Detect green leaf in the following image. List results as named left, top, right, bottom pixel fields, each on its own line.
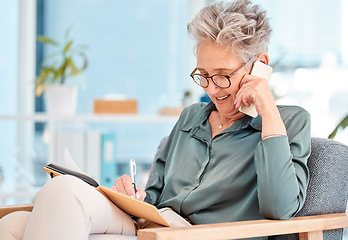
left=54, top=62, right=67, bottom=83
left=64, top=41, right=73, bottom=54
left=82, top=59, right=88, bottom=70
left=66, top=58, right=82, bottom=76
left=76, top=52, right=88, bottom=70
left=35, top=70, right=47, bottom=86
left=37, top=35, right=58, bottom=45
left=35, top=27, right=88, bottom=90
left=35, top=67, right=54, bottom=84
left=328, top=114, right=348, bottom=139
left=35, top=67, right=55, bottom=96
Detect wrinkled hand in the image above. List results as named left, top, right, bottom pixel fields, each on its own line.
left=234, top=74, right=277, bottom=118
left=112, top=174, right=146, bottom=201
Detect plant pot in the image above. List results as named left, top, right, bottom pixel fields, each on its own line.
left=45, top=85, right=78, bottom=115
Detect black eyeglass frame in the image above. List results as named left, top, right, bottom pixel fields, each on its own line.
left=190, top=61, right=249, bottom=89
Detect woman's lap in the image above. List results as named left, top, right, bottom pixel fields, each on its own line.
left=0, top=175, right=136, bottom=240
left=0, top=211, right=31, bottom=240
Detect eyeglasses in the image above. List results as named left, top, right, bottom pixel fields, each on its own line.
left=190, top=61, right=248, bottom=89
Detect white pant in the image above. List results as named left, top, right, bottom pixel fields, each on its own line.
left=0, top=175, right=137, bottom=240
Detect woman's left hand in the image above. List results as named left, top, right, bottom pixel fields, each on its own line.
left=234, top=74, right=278, bottom=118
left=235, top=73, right=287, bottom=139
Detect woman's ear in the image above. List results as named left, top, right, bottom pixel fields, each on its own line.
left=256, top=52, right=269, bottom=65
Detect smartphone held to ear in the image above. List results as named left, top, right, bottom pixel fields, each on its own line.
left=239, top=61, right=273, bottom=118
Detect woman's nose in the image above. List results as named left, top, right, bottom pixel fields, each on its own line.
left=205, top=80, right=221, bottom=95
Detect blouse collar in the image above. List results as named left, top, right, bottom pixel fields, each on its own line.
left=180, top=102, right=263, bottom=135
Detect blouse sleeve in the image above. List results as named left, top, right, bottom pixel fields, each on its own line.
left=144, top=154, right=165, bottom=205
left=254, top=107, right=311, bottom=219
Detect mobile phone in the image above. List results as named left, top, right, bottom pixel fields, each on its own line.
left=239, top=61, right=273, bottom=118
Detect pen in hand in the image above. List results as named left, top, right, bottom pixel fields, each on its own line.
left=129, top=158, right=137, bottom=193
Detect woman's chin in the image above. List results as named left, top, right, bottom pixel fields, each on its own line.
left=214, top=102, right=238, bottom=115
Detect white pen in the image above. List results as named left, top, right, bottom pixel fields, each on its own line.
left=129, top=158, right=137, bottom=193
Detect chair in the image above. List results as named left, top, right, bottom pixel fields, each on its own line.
left=1, top=137, right=348, bottom=240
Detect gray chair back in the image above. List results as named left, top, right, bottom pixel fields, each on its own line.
left=146, top=137, right=348, bottom=240
left=271, top=138, right=348, bottom=240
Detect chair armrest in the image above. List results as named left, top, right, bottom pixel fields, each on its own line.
left=0, top=204, right=33, bottom=219
left=137, top=213, right=348, bottom=240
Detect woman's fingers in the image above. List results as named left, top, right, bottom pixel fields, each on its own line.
left=238, top=74, right=249, bottom=89
left=235, top=75, right=267, bottom=108
left=112, top=174, right=136, bottom=197
left=235, top=80, right=253, bottom=109
left=111, top=175, right=147, bottom=201
left=241, top=91, right=252, bottom=107
left=235, top=74, right=276, bottom=117
left=111, top=174, right=146, bottom=201
left=135, top=190, right=147, bottom=201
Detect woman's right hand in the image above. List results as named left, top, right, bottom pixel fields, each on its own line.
left=111, top=174, right=147, bottom=201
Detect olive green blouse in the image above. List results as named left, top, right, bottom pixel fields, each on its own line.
left=145, top=102, right=311, bottom=227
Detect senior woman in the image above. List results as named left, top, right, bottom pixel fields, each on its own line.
left=138, top=1, right=310, bottom=224
left=0, top=0, right=311, bottom=239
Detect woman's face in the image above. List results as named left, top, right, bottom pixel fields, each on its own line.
left=196, top=40, right=249, bottom=115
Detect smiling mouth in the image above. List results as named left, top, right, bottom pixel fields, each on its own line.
left=216, top=94, right=230, bottom=100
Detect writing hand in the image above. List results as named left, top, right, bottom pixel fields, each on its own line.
left=112, top=174, right=146, bottom=201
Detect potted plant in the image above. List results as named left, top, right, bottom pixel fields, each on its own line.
left=328, top=114, right=348, bottom=139
left=35, top=28, right=88, bottom=115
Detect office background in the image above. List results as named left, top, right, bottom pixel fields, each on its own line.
left=0, top=0, right=347, bottom=204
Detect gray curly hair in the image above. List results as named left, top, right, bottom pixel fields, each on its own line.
left=187, top=0, right=271, bottom=67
